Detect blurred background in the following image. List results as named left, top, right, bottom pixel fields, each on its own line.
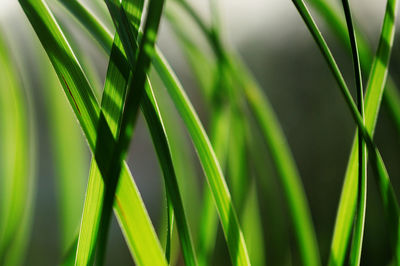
left=1, top=0, right=399, bottom=265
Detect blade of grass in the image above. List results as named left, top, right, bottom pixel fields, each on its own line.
left=142, top=80, right=198, bottom=266
left=292, top=0, right=400, bottom=264
left=0, top=30, right=36, bottom=266
left=18, top=1, right=167, bottom=265
left=340, top=0, right=367, bottom=264
left=165, top=9, right=224, bottom=265
left=152, top=51, right=251, bottom=266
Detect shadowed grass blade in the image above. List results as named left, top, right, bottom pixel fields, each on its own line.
left=18, top=1, right=167, bottom=265
left=107, top=3, right=198, bottom=263
left=91, top=1, right=166, bottom=264
left=340, top=0, right=367, bottom=264
left=152, top=52, right=251, bottom=266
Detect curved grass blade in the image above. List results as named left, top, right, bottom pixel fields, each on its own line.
left=292, top=0, right=399, bottom=264
left=18, top=1, right=167, bottom=265
left=166, top=10, right=224, bottom=264
left=0, top=31, right=36, bottom=266
left=152, top=52, right=251, bottom=266
left=142, top=81, right=198, bottom=266
left=340, top=0, right=367, bottom=264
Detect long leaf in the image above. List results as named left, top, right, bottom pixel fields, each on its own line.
left=18, top=1, right=167, bottom=265
left=340, top=0, right=367, bottom=264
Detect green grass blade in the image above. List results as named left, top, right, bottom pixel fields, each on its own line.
left=292, top=0, right=399, bottom=264
left=142, top=81, right=198, bottom=266
left=18, top=1, right=167, bottom=265
left=152, top=52, right=251, bottom=266
left=0, top=31, right=36, bottom=266
left=340, top=0, right=367, bottom=264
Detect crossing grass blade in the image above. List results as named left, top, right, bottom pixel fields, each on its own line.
left=107, top=3, right=198, bottom=263
left=340, top=0, right=367, bottom=264
left=153, top=50, right=251, bottom=266
left=307, top=0, right=400, bottom=263
left=18, top=1, right=167, bottom=265
left=60, top=0, right=197, bottom=264
left=58, top=1, right=198, bottom=265
left=92, top=1, right=167, bottom=264
left=57, top=1, right=251, bottom=265
left=308, top=0, right=400, bottom=137
left=292, top=0, right=400, bottom=264
left=0, top=31, right=36, bottom=266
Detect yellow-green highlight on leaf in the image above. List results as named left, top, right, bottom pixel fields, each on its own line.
left=18, top=1, right=167, bottom=265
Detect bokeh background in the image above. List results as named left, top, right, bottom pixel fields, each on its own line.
left=1, top=0, right=400, bottom=265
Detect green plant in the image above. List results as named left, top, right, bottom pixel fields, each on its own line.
left=1, top=0, right=399, bottom=265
